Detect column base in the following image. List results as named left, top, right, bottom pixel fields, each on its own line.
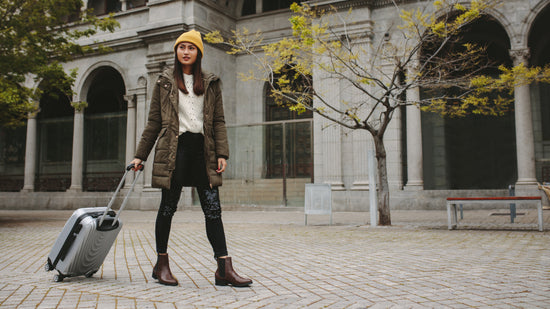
left=20, top=186, right=34, bottom=193
left=67, top=186, right=82, bottom=193
left=327, top=181, right=346, bottom=191
left=404, top=180, right=424, bottom=191
left=351, top=181, right=369, bottom=191
left=515, top=179, right=540, bottom=196
left=515, top=179, right=538, bottom=187
left=123, top=174, right=135, bottom=189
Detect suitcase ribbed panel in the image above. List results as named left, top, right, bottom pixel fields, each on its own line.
left=49, top=207, right=122, bottom=278
left=46, top=165, right=142, bottom=281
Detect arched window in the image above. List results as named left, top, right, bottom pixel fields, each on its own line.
left=420, top=15, right=516, bottom=189
left=83, top=67, right=127, bottom=191
left=528, top=4, right=550, bottom=183
left=36, top=88, right=74, bottom=191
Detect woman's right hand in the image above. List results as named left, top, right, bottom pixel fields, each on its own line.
left=129, top=158, right=143, bottom=170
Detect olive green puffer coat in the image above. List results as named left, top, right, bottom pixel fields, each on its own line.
left=134, top=68, right=229, bottom=189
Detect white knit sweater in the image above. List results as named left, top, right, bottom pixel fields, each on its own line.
left=178, top=73, right=204, bottom=134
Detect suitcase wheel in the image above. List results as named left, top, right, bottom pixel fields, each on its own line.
left=53, top=274, right=64, bottom=282
left=44, top=260, right=54, bottom=272
left=85, top=270, right=97, bottom=278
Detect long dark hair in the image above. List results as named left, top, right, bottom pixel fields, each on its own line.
left=173, top=47, right=204, bottom=95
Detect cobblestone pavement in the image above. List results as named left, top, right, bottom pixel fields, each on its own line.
left=0, top=208, right=549, bottom=308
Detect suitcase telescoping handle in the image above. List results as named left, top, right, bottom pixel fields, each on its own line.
left=99, top=163, right=144, bottom=227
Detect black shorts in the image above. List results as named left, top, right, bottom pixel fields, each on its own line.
left=173, top=132, right=209, bottom=187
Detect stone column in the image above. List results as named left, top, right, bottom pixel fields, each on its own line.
left=323, top=121, right=345, bottom=190
left=405, top=73, right=424, bottom=190
left=68, top=108, right=85, bottom=192
left=124, top=94, right=137, bottom=188
left=510, top=48, right=537, bottom=188
left=313, top=70, right=345, bottom=190
left=21, top=114, right=37, bottom=192
left=350, top=23, right=374, bottom=191
left=256, top=0, right=262, bottom=14
left=351, top=130, right=370, bottom=190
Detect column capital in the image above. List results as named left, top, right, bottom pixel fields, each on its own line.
left=69, top=108, right=85, bottom=192
left=124, top=94, right=137, bottom=108
left=71, top=101, right=88, bottom=113
left=27, top=111, right=38, bottom=119
left=146, top=61, right=167, bottom=75
left=509, top=48, right=530, bottom=66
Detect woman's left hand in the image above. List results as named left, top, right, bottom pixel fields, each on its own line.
left=217, top=158, right=227, bottom=174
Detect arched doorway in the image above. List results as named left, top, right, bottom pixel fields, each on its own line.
left=83, top=66, right=127, bottom=191
left=421, top=15, right=517, bottom=189
left=528, top=4, right=550, bottom=183
left=36, top=88, right=74, bottom=191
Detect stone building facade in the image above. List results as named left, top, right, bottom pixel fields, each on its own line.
left=0, top=0, right=549, bottom=211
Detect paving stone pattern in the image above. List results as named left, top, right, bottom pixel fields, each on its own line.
left=0, top=209, right=549, bottom=308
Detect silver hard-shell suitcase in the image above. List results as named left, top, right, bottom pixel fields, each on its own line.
left=45, top=164, right=143, bottom=282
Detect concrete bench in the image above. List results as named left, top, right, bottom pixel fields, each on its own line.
left=446, top=196, right=544, bottom=232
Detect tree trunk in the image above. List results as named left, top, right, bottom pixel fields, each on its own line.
left=373, top=135, right=391, bottom=225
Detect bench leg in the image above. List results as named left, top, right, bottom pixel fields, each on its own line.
left=510, top=203, right=516, bottom=223
left=537, top=201, right=544, bottom=232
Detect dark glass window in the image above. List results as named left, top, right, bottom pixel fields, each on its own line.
left=36, top=89, right=74, bottom=191
left=265, top=81, right=312, bottom=179
left=242, top=0, right=256, bottom=16
left=263, top=0, right=301, bottom=12
left=127, top=0, right=147, bottom=9
left=64, top=1, right=83, bottom=23
left=88, top=0, right=120, bottom=15
left=0, top=125, right=26, bottom=191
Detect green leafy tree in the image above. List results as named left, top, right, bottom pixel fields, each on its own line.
left=205, top=0, right=550, bottom=225
left=0, top=0, right=119, bottom=127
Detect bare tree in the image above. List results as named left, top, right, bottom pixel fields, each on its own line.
left=205, top=0, right=550, bottom=225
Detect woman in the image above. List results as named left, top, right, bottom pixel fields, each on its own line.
left=130, top=30, right=252, bottom=287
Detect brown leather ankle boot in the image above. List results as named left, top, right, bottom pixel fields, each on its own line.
left=152, top=253, right=178, bottom=286
left=215, top=257, right=252, bottom=287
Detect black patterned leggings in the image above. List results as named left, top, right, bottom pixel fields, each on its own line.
left=155, top=183, right=228, bottom=258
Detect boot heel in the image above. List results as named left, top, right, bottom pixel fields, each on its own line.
left=215, top=279, right=228, bottom=286
left=152, top=265, right=158, bottom=280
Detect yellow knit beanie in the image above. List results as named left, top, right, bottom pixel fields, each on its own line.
left=173, top=30, right=204, bottom=55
